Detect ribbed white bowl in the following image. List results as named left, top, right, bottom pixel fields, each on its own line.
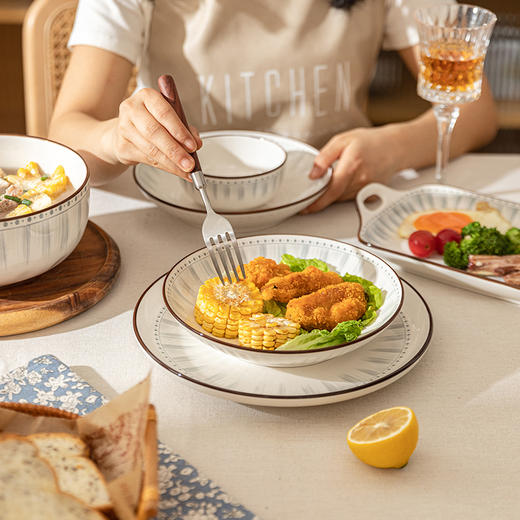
left=134, top=130, right=332, bottom=234
left=179, top=134, right=286, bottom=211
left=0, top=135, right=89, bottom=286
left=162, top=235, right=403, bottom=367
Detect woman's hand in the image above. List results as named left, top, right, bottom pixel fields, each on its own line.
left=302, top=125, right=403, bottom=213
left=112, top=87, right=203, bottom=179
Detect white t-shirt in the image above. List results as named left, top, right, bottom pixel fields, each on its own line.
left=69, top=0, right=438, bottom=147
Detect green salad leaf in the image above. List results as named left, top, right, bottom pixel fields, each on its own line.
left=342, top=272, right=383, bottom=327
left=280, top=254, right=329, bottom=272
left=263, top=300, right=286, bottom=317
left=277, top=320, right=363, bottom=351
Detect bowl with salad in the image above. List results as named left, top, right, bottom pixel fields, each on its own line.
left=162, top=235, right=403, bottom=367
left=0, top=135, right=89, bottom=286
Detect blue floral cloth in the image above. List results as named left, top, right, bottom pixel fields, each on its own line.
left=0, top=355, right=258, bottom=520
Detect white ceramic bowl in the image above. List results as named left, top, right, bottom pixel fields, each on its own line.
left=0, top=135, right=89, bottom=286
left=162, top=235, right=404, bottom=368
left=134, top=131, right=332, bottom=234
left=175, top=134, right=286, bottom=212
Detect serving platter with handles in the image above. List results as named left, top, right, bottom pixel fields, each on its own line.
left=355, top=183, right=520, bottom=304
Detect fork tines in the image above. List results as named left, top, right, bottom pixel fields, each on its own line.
left=207, top=232, right=246, bottom=285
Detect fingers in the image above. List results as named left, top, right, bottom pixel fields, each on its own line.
left=119, top=121, right=189, bottom=178
left=117, top=88, right=204, bottom=178
left=189, top=125, right=203, bottom=149
left=119, top=91, right=195, bottom=174
left=141, top=89, right=198, bottom=152
left=309, top=136, right=345, bottom=179
left=302, top=146, right=361, bottom=214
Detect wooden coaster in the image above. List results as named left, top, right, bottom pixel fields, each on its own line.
left=0, top=221, right=120, bottom=336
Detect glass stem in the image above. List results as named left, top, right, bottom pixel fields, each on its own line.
left=433, top=104, right=460, bottom=184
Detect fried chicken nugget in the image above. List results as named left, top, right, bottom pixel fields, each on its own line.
left=286, top=282, right=367, bottom=331
left=261, top=265, right=343, bottom=303
left=244, top=257, right=292, bottom=289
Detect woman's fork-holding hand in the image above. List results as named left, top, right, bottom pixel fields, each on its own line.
left=112, top=87, right=202, bottom=179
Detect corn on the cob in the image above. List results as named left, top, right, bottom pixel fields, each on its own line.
left=26, top=161, right=41, bottom=177
left=6, top=204, right=32, bottom=218
left=238, top=313, right=300, bottom=350
left=194, top=278, right=263, bottom=339
left=24, top=165, right=68, bottom=199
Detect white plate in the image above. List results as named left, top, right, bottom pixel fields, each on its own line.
left=162, top=234, right=403, bottom=368
left=133, top=130, right=332, bottom=234
left=356, top=183, right=520, bottom=304
left=134, top=275, right=432, bottom=407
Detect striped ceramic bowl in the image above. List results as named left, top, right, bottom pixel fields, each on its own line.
left=162, top=235, right=403, bottom=368
left=0, top=135, right=89, bottom=286
left=152, top=134, right=286, bottom=212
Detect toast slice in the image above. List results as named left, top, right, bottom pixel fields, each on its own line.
left=28, top=432, right=89, bottom=458
left=0, top=487, right=107, bottom=520
left=41, top=455, right=112, bottom=511
left=0, top=436, right=58, bottom=491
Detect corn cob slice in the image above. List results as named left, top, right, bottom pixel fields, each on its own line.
left=24, top=165, right=68, bottom=199
left=6, top=204, right=32, bottom=218
left=26, top=161, right=42, bottom=177
left=194, top=278, right=263, bottom=339
left=238, top=313, right=300, bottom=350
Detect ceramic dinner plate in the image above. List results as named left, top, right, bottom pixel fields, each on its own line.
left=356, top=183, right=520, bottom=304
left=133, top=130, right=332, bottom=234
left=134, top=275, right=432, bottom=407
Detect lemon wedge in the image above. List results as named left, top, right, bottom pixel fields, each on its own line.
left=347, top=406, right=418, bottom=468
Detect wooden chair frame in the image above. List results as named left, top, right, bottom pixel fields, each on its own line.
left=23, top=0, right=78, bottom=137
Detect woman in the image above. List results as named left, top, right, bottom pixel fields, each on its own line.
left=49, top=0, right=497, bottom=212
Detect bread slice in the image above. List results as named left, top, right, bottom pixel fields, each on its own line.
left=0, top=436, right=57, bottom=492
left=28, top=432, right=89, bottom=458
left=0, top=487, right=107, bottom=520
left=0, top=436, right=108, bottom=519
left=41, top=455, right=112, bottom=511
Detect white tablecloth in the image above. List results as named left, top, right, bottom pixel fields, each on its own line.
left=3, top=154, right=520, bottom=519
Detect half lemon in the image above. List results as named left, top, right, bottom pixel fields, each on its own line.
left=347, top=406, right=418, bottom=468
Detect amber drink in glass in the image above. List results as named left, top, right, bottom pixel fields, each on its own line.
left=415, top=5, right=496, bottom=183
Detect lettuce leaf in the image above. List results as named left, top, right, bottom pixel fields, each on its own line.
left=263, top=300, right=286, bottom=317
left=342, top=273, right=383, bottom=309
left=277, top=320, right=363, bottom=351
left=280, top=254, right=329, bottom=272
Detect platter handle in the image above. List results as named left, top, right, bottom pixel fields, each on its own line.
left=356, top=183, right=403, bottom=223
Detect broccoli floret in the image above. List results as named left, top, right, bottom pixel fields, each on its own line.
left=506, top=227, right=520, bottom=244
left=461, top=221, right=482, bottom=238
left=506, top=227, right=520, bottom=254
left=443, top=241, right=468, bottom=269
left=459, top=224, right=511, bottom=256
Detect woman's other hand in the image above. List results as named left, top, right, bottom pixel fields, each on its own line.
left=113, top=87, right=202, bottom=179
left=302, top=125, right=402, bottom=213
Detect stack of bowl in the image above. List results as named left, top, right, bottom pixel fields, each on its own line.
left=134, top=131, right=333, bottom=233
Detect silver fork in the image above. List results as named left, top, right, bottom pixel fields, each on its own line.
left=191, top=170, right=246, bottom=284
left=158, top=74, right=246, bottom=284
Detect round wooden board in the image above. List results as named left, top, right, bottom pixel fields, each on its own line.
left=0, top=221, right=120, bottom=336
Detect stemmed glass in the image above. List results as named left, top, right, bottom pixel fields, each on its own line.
left=415, top=4, right=497, bottom=184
